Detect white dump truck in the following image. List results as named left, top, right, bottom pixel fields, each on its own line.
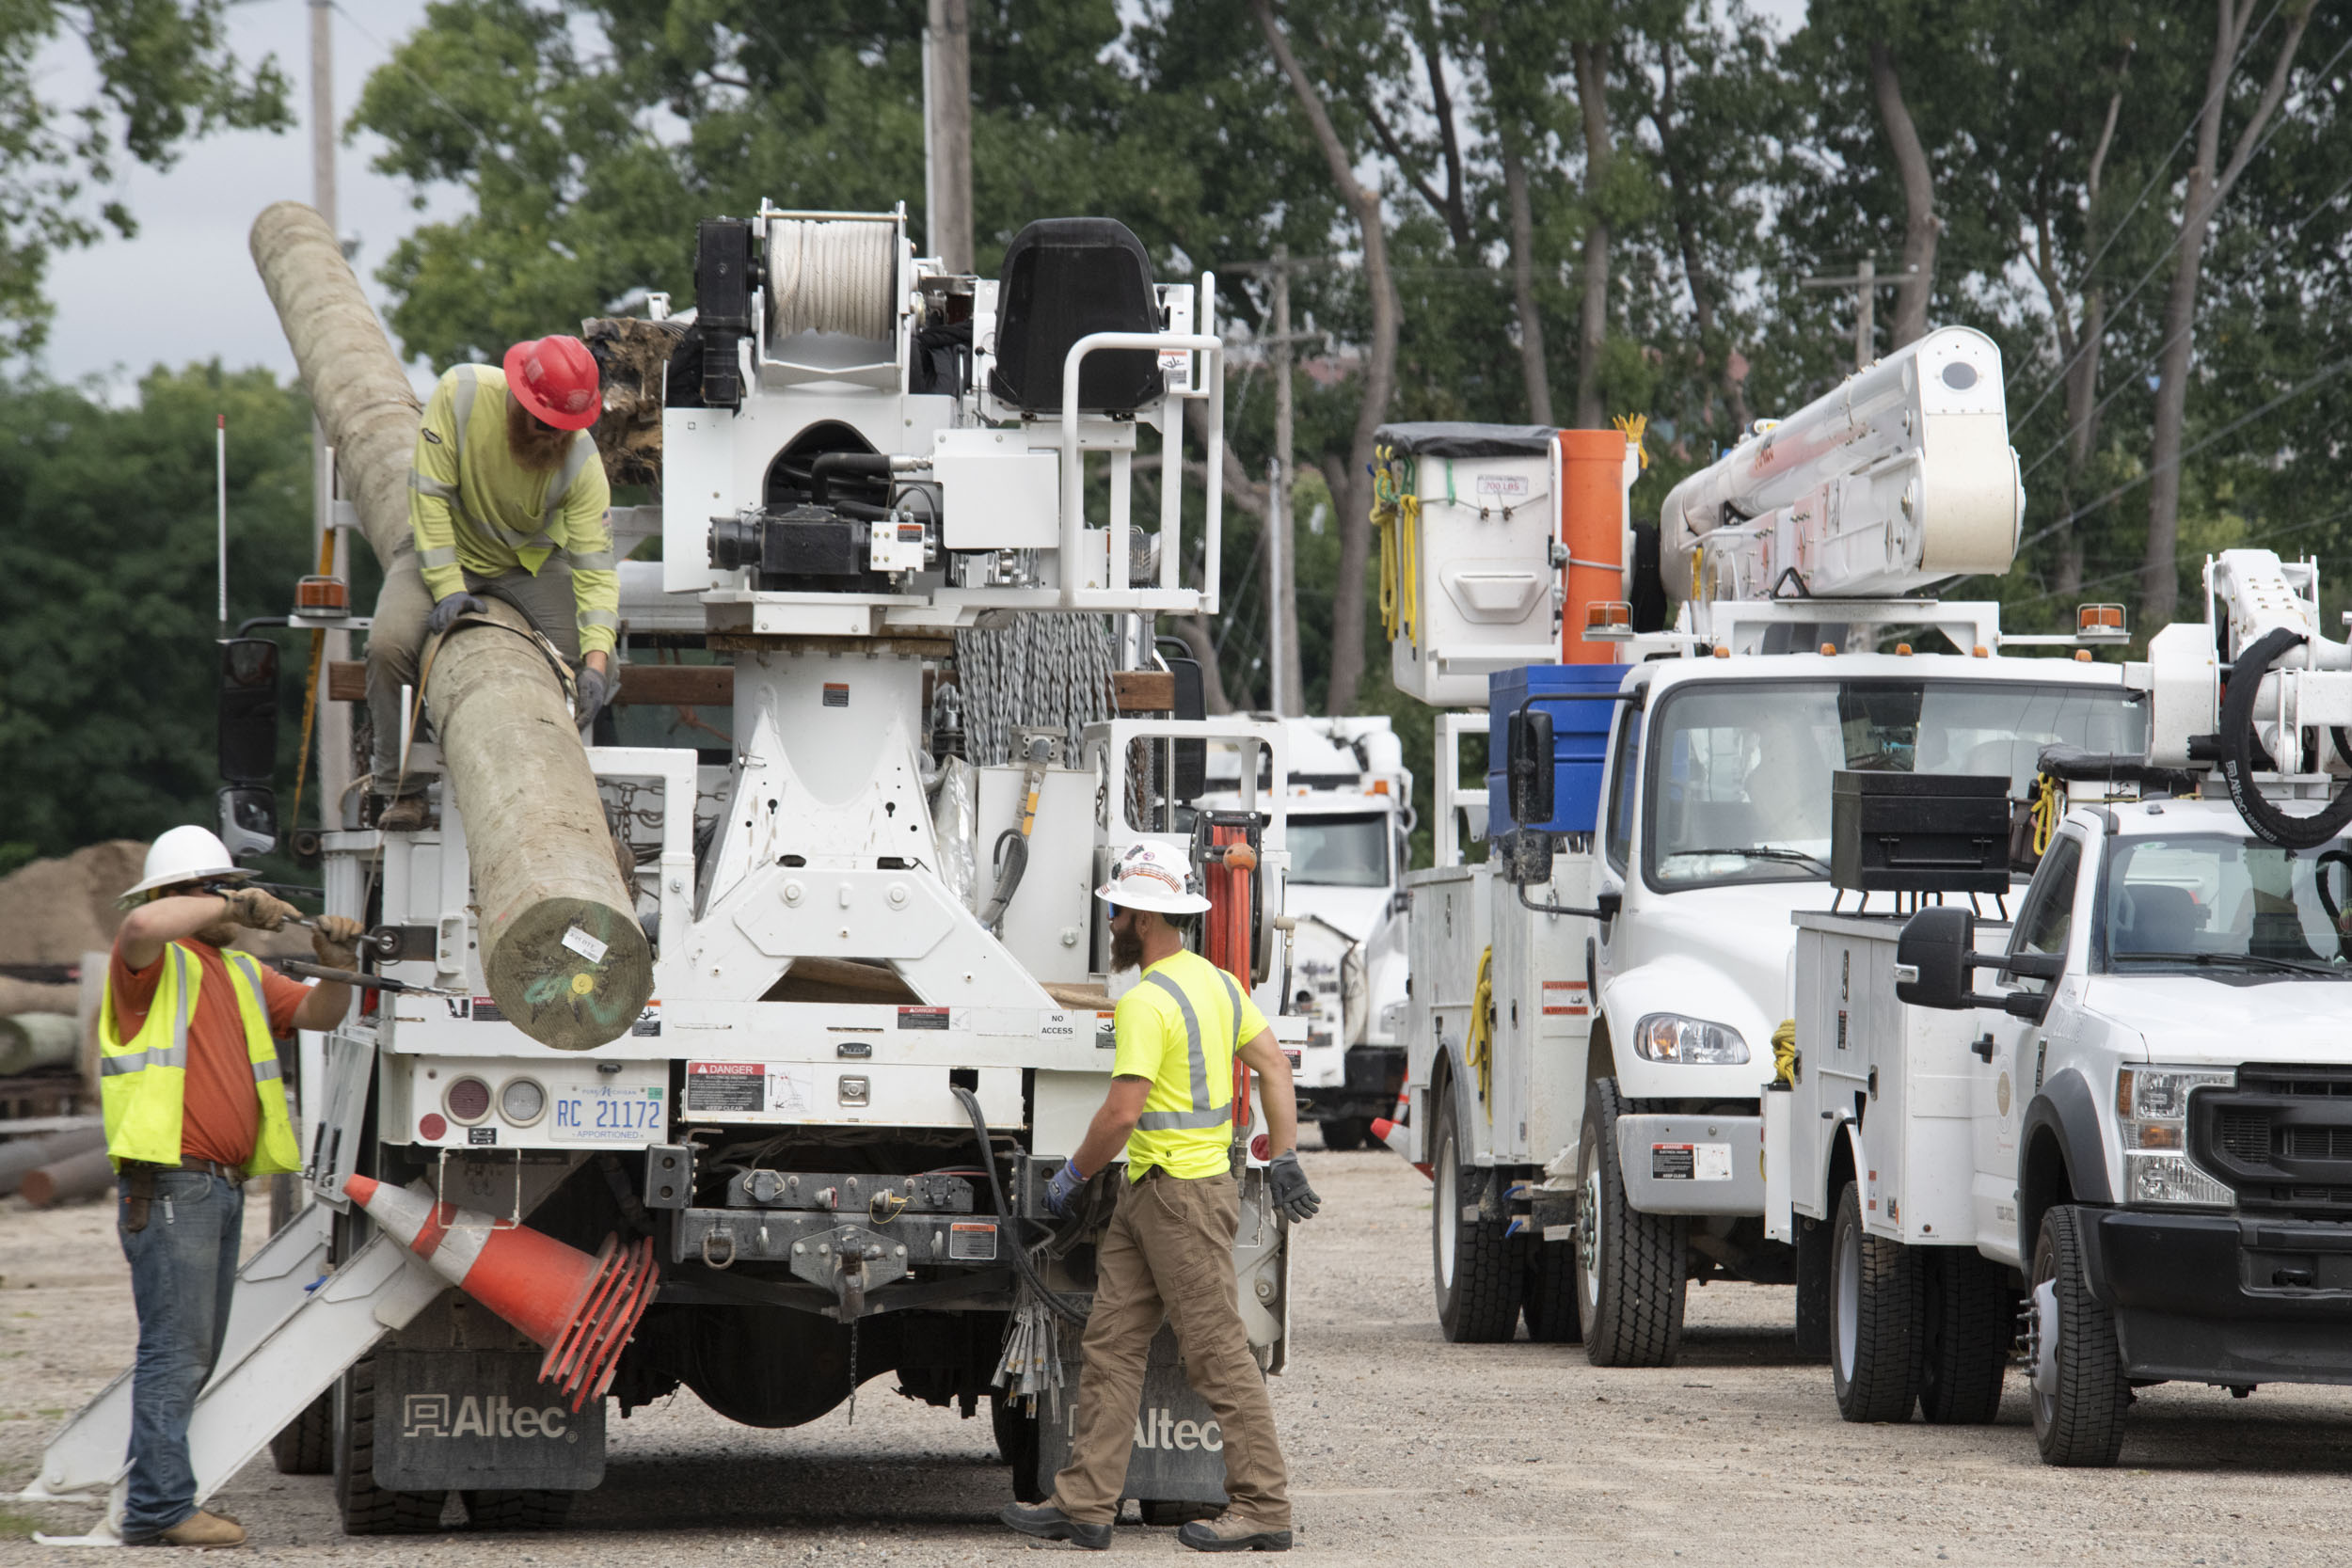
left=25, top=203, right=1307, bottom=1539
left=1383, top=329, right=2153, bottom=1363
left=1205, top=718, right=1412, bottom=1149
left=1779, top=546, right=2352, bottom=1465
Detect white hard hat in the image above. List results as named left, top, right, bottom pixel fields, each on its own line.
left=117, top=825, right=251, bottom=906
left=1095, top=841, right=1213, bottom=915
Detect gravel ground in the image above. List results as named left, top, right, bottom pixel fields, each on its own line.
left=5, top=1148, right=2352, bottom=1565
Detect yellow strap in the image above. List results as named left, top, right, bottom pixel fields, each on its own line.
left=1613, top=413, right=1650, bottom=471
left=1467, top=945, right=1495, bottom=1119
left=2031, top=772, right=2062, bottom=857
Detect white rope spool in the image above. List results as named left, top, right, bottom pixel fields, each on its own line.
left=766, top=218, right=897, bottom=341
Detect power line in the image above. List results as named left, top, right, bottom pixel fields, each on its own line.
left=1999, top=497, right=2352, bottom=614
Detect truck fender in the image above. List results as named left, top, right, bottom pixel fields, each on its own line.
left=1425, top=1042, right=1497, bottom=1201
left=1597, top=954, right=1777, bottom=1101
left=2018, top=1068, right=2112, bottom=1256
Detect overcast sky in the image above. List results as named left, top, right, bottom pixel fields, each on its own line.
left=34, top=0, right=1810, bottom=404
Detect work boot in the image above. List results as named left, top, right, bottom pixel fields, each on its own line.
left=999, top=1500, right=1111, bottom=1549
left=1177, top=1513, right=1293, bottom=1553
left=150, top=1510, right=246, bottom=1547
left=376, top=794, right=429, bottom=833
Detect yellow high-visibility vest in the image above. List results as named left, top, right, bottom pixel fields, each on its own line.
left=99, top=943, right=301, bottom=1176
left=1113, top=951, right=1270, bottom=1180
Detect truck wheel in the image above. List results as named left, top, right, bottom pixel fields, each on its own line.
left=1319, top=1117, right=1369, bottom=1151
left=1576, top=1080, right=1688, bottom=1368
left=333, top=1354, right=447, bottom=1534
left=1430, top=1092, right=1522, bottom=1342
left=992, top=1393, right=1045, bottom=1503
left=269, top=1388, right=334, bottom=1475
left=1521, top=1238, right=1582, bottom=1344
left=462, top=1489, right=577, bottom=1530
left=1919, top=1248, right=2010, bottom=1425
left=2030, top=1205, right=2128, bottom=1466
left=1828, top=1180, right=1923, bottom=1422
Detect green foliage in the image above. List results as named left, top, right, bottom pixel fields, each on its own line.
left=0, top=3, right=289, bottom=357
left=0, top=365, right=318, bottom=872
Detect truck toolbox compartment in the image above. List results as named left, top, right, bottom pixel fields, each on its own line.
left=1830, top=769, right=2010, bottom=895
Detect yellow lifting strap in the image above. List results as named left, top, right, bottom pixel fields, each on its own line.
left=1371, top=445, right=1419, bottom=646
left=2030, top=771, right=2063, bottom=858
left=1467, top=944, right=1495, bottom=1118
left=1613, top=413, right=1650, bottom=471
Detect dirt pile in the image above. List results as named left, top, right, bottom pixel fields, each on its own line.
left=0, top=841, right=145, bottom=967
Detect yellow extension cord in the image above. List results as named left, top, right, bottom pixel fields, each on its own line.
left=1371, top=445, right=1419, bottom=646
left=1468, top=945, right=1495, bottom=1118
left=2030, top=771, right=2063, bottom=858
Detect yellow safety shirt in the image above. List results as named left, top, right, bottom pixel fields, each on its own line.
left=407, top=364, right=620, bottom=657
left=1112, top=950, right=1269, bottom=1180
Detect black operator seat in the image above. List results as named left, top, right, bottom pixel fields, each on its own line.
left=989, top=218, right=1164, bottom=416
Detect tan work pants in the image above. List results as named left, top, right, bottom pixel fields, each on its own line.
left=1050, top=1168, right=1291, bottom=1528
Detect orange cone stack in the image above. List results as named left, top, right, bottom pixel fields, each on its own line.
left=343, top=1174, right=658, bottom=1411
left=1370, top=1117, right=1432, bottom=1180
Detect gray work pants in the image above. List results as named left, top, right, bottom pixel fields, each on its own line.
left=367, top=549, right=580, bottom=792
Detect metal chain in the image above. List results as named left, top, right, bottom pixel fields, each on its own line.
left=953, top=614, right=1115, bottom=767
left=847, top=1318, right=858, bottom=1425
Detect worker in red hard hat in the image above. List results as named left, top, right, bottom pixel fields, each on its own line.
left=366, top=335, right=619, bottom=832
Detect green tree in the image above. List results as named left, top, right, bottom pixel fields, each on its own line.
left=0, top=3, right=289, bottom=357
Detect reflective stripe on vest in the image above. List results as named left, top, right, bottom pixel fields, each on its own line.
left=1135, top=968, right=1245, bottom=1132
left=100, top=946, right=195, bottom=1077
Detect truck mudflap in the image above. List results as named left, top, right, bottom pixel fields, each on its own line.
left=2080, top=1209, right=2352, bottom=1386
left=373, top=1348, right=607, bottom=1491
left=1615, top=1113, right=1765, bottom=1216
left=1031, top=1325, right=1238, bottom=1506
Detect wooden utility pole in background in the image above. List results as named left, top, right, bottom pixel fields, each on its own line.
left=1227, top=249, right=1317, bottom=717
left=308, top=0, right=353, bottom=840
left=924, top=0, right=974, bottom=273
left=1799, top=258, right=1908, bottom=372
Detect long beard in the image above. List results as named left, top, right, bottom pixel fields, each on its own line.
left=1109, top=925, right=1146, bottom=973
left=505, top=395, right=576, bottom=472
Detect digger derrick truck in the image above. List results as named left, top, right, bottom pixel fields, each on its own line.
left=23, top=204, right=1308, bottom=1538
left=1383, top=329, right=2155, bottom=1363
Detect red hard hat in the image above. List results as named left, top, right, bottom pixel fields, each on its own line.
left=501, top=335, right=602, bottom=430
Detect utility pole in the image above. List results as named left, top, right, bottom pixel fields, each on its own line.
left=1223, top=251, right=1317, bottom=716
left=923, top=0, right=973, bottom=273
left=309, top=0, right=353, bottom=834
left=1798, top=257, right=1913, bottom=372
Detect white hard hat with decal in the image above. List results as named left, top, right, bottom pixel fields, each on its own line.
left=1094, top=841, right=1213, bottom=914
left=117, top=825, right=252, bottom=906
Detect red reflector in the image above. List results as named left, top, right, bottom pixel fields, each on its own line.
left=420, top=1112, right=448, bottom=1140
left=1250, top=1132, right=1270, bottom=1163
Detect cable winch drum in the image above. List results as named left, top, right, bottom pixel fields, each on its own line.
left=766, top=217, right=897, bottom=342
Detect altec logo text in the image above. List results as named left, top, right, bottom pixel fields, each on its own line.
left=1131, top=1407, right=1222, bottom=1452
left=402, top=1393, right=577, bottom=1442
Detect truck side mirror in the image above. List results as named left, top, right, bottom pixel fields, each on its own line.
left=216, top=784, right=278, bottom=859
left=1507, top=708, right=1554, bottom=826
left=217, top=637, right=280, bottom=786
left=1895, top=906, right=1976, bottom=1009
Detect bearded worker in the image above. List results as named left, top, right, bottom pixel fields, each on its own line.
left=367, top=335, right=618, bottom=831
left=1000, top=843, right=1321, bottom=1553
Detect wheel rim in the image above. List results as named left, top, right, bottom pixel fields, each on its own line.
left=2029, top=1238, right=2058, bottom=1433
left=1436, top=1129, right=1459, bottom=1291
left=1834, top=1211, right=1861, bottom=1386
left=1576, top=1142, right=1603, bottom=1315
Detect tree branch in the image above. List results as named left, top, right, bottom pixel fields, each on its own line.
left=2211, top=1, right=2313, bottom=209
left=1867, top=40, right=1939, bottom=348
left=1414, top=0, right=1473, bottom=250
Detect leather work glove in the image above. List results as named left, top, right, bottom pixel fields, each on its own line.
left=1045, top=1158, right=1089, bottom=1219
left=426, top=592, right=488, bottom=637
left=1267, top=1151, right=1321, bottom=1224
left=310, top=915, right=365, bottom=971
left=573, top=662, right=612, bottom=724
left=221, top=886, right=299, bottom=932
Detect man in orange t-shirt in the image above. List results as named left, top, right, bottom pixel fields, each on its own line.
left=105, top=832, right=362, bottom=1548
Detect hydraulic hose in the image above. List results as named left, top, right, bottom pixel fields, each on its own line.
left=952, top=1085, right=1090, bottom=1326
left=2217, top=626, right=2352, bottom=850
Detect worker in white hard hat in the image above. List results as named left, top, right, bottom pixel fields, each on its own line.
left=1001, top=841, right=1318, bottom=1555
left=101, top=826, right=365, bottom=1548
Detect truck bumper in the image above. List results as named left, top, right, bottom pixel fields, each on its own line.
left=2082, top=1209, right=2352, bottom=1386
left=1300, top=1045, right=1406, bottom=1121
left=1616, top=1113, right=1765, bottom=1217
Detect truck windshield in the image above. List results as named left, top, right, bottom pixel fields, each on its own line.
left=1645, top=679, right=2148, bottom=891
left=2097, top=834, right=2352, bottom=977
left=1289, top=812, right=1391, bottom=887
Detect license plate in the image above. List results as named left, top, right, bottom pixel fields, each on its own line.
left=551, top=1085, right=667, bottom=1141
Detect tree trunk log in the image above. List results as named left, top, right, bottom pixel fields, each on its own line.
left=0, top=1012, right=78, bottom=1075
left=0, top=1127, right=104, bottom=1198
left=21, top=1146, right=118, bottom=1208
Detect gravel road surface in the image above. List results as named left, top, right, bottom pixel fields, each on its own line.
left=5, top=1148, right=2350, bottom=1564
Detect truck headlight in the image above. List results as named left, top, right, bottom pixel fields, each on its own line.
left=2116, top=1066, right=2234, bottom=1207
left=1633, top=1013, right=1748, bottom=1065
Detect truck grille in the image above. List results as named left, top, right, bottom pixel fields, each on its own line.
left=2187, top=1066, right=2352, bottom=1213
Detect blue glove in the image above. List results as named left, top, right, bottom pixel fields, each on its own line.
left=426, top=592, right=487, bottom=636
left=1044, top=1158, right=1088, bottom=1218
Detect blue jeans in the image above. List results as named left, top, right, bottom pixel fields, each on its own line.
left=116, top=1169, right=242, bottom=1540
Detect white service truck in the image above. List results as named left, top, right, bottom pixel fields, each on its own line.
left=1385, top=328, right=2155, bottom=1363
left=26, top=205, right=1308, bottom=1538
left=1780, top=546, right=2352, bottom=1465
left=1205, top=718, right=1413, bottom=1149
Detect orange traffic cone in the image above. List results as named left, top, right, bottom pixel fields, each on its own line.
left=343, top=1174, right=658, bottom=1411
left=1370, top=1117, right=1432, bottom=1180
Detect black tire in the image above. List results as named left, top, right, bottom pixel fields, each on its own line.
left=1575, top=1080, right=1688, bottom=1368
left=1430, top=1090, right=1522, bottom=1342
left=2030, top=1205, right=2128, bottom=1466
left=462, top=1489, right=577, bottom=1530
left=1919, top=1247, right=2011, bottom=1425
left=1522, top=1237, right=1582, bottom=1343
left=1138, top=1500, right=1222, bottom=1526
left=1829, top=1180, right=1923, bottom=1422
left=333, top=1354, right=447, bottom=1535
left=1318, top=1117, right=1369, bottom=1152
left=992, top=1393, right=1045, bottom=1503
left=269, top=1388, right=334, bottom=1475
